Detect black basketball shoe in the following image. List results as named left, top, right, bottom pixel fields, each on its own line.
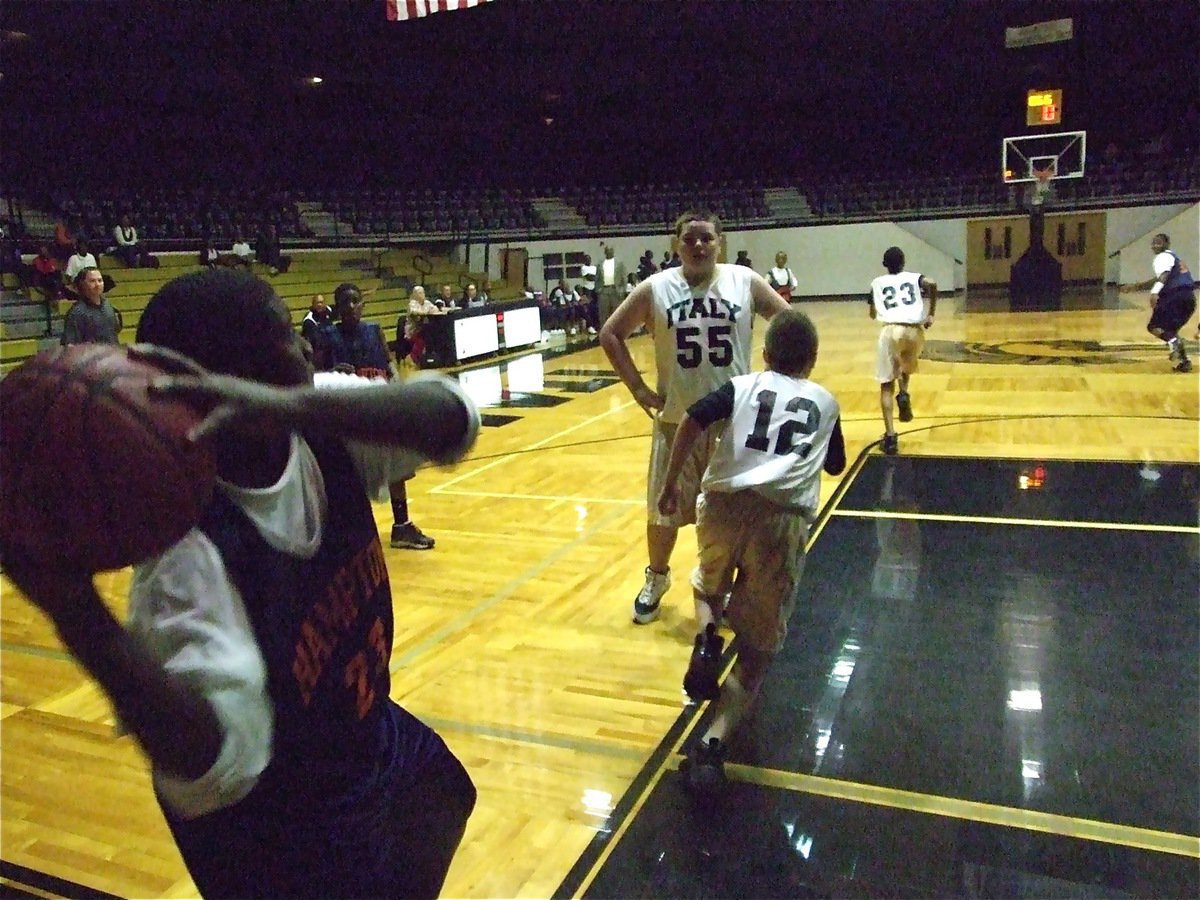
left=681, top=737, right=728, bottom=794
left=683, top=623, right=724, bottom=701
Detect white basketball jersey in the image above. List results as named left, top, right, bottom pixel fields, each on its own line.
left=702, top=371, right=840, bottom=517
left=650, top=263, right=757, bottom=423
left=870, top=271, right=926, bottom=325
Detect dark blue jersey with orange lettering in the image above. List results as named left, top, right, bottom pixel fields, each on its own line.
left=162, top=435, right=442, bottom=897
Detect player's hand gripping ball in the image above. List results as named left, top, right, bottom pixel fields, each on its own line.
left=0, top=344, right=217, bottom=571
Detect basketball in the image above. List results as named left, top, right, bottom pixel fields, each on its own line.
left=0, top=344, right=218, bottom=571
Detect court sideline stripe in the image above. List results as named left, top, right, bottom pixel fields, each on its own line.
left=678, top=759, right=1200, bottom=860
left=553, top=445, right=876, bottom=900
left=832, top=508, right=1199, bottom=533
left=0, top=860, right=123, bottom=900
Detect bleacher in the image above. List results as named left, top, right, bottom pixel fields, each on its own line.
left=0, top=246, right=520, bottom=375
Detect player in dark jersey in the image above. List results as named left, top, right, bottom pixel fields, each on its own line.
left=1121, top=233, right=1196, bottom=372
left=314, top=282, right=437, bottom=549
left=3, top=267, right=480, bottom=897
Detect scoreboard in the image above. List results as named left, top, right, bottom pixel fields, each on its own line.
left=1026, top=89, right=1062, bottom=126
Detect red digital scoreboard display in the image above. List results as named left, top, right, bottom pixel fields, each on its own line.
left=1026, top=89, right=1062, bottom=126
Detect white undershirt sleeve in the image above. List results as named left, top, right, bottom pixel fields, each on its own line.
left=127, top=530, right=273, bottom=819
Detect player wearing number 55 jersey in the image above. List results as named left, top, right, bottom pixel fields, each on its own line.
left=869, top=246, right=937, bottom=456
left=601, top=209, right=790, bottom=626
left=658, top=309, right=845, bottom=790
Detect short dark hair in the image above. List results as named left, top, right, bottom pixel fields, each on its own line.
left=136, top=268, right=288, bottom=376
left=673, top=208, right=722, bottom=238
left=1155, top=233, right=1171, bottom=246
left=333, top=282, right=361, bottom=307
left=764, top=308, right=819, bottom=376
left=883, top=246, right=905, bottom=273
left=73, top=266, right=100, bottom=287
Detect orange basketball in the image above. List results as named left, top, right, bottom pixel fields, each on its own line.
left=0, top=344, right=217, bottom=571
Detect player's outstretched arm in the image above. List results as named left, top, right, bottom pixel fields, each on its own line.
left=1119, top=277, right=1157, bottom=292
left=748, top=271, right=791, bottom=318
left=153, top=369, right=479, bottom=465
left=600, top=282, right=663, bottom=417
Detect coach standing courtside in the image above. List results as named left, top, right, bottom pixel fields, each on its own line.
left=595, top=245, right=627, bottom=329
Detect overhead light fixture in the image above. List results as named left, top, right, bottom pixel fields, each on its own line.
left=306, top=76, right=324, bottom=86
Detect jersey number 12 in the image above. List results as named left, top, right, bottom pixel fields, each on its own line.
left=745, top=389, right=820, bottom=457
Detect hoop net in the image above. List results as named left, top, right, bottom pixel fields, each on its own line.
left=1030, top=168, right=1054, bottom=206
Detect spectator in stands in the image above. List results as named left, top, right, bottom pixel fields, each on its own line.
left=65, top=240, right=99, bottom=282
left=580, top=254, right=597, bottom=301
left=662, top=250, right=681, bottom=269
left=255, top=222, right=291, bottom=276
left=64, top=243, right=116, bottom=299
left=462, top=282, right=485, bottom=308
left=766, top=251, right=798, bottom=302
left=300, top=293, right=334, bottom=345
left=637, top=250, right=657, bottom=282
left=435, top=283, right=458, bottom=311
left=405, top=284, right=445, bottom=366
left=111, top=213, right=156, bottom=268
left=477, top=280, right=493, bottom=304
left=229, top=233, right=254, bottom=269
left=594, top=246, right=627, bottom=330
left=314, top=282, right=437, bottom=551
left=53, top=215, right=81, bottom=264
left=61, top=267, right=121, bottom=345
left=30, top=244, right=64, bottom=335
left=547, top=278, right=577, bottom=335
left=199, top=238, right=220, bottom=269
left=0, top=220, right=27, bottom=294
left=734, top=250, right=753, bottom=268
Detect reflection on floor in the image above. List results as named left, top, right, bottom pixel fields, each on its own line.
left=964, top=284, right=1136, bottom=314
left=454, top=347, right=624, bottom=418
left=558, top=455, right=1200, bottom=899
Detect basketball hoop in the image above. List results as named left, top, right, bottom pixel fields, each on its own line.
left=1031, top=168, right=1054, bottom=206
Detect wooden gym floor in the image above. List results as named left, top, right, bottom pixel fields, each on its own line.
left=1, top=287, right=1197, bottom=898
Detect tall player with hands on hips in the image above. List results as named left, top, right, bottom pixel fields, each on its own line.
left=869, top=246, right=937, bottom=456
left=600, top=210, right=790, bottom=626
left=658, top=309, right=846, bottom=791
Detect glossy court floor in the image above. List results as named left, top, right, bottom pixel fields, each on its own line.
left=559, top=455, right=1199, bottom=899
left=1, top=288, right=1197, bottom=899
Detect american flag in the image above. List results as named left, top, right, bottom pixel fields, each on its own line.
left=386, top=0, right=494, bottom=21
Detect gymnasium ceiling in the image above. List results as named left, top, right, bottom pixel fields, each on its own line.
left=1, top=0, right=1195, bottom=188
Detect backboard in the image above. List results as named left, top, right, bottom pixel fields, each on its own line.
left=1002, top=130, right=1086, bottom=183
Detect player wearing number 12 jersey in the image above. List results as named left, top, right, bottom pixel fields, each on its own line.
left=869, top=246, right=937, bottom=456
left=600, top=209, right=789, bottom=626
left=657, top=309, right=845, bottom=790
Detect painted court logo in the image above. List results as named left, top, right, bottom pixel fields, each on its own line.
left=922, top=339, right=1172, bottom=367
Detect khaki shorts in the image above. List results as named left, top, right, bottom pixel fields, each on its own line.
left=875, top=323, right=925, bottom=383
left=647, top=420, right=721, bottom=527
left=690, top=490, right=808, bottom=654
